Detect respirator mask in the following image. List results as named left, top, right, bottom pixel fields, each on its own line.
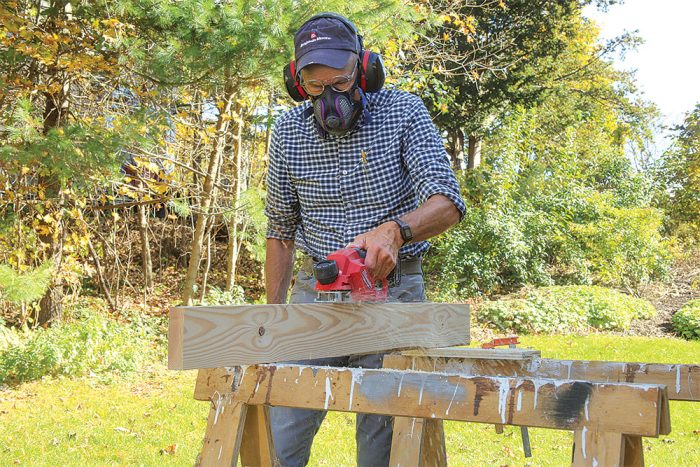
left=311, top=84, right=363, bottom=137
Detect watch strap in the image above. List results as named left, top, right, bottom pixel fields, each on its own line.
left=391, top=218, right=413, bottom=244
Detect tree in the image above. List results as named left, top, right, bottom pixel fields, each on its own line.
left=117, top=0, right=416, bottom=304
left=658, top=104, right=700, bottom=239
left=0, top=0, right=138, bottom=324
left=392, top=0, right=638, bottom=169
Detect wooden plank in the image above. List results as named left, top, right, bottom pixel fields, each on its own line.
left=240, top=405, right=277, bottom=467
left=572, top=430, right=624, bottom=467
left=217, top=364, right=666, bottom=436
left=389, top=417, right=446, bottom=467
left=389, top=416, right=426, bottom=467
left=534, top=359, right=700, bottom=402
left=385, top=355, right=700, bottom=402
left=169, top=303, right=470, bottom=370
left=401, top=347, right=540, bottom=360
left=199, top=398, right=247, bottom=466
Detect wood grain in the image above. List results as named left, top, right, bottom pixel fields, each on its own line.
left=384, top=353, right=700, bottom=402
left=420, top=419, right=447, bottom=466
left=169, top=303, right=470, bottom=370
left=214, top=364, right=667, bottom=436
left=622, top=435, right=644, bottom=467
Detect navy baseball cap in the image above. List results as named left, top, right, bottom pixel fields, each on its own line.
left=294, top=15, right=360, bottom=72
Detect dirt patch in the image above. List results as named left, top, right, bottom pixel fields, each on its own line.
left=628, top=255, right=700, bottom=337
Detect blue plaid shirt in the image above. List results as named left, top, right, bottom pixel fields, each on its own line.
left=265, top=88, right=466, bottom=260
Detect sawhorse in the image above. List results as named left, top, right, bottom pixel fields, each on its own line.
left=384, top=347, right=699, bottom=466
left=191, top=355, right=672, bottom=466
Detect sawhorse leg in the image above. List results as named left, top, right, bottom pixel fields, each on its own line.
left=390, top=417, right=447, bottom=467
left=196, top=368, right=277, bottom=466
left=572, top=430, right=644, bottom=467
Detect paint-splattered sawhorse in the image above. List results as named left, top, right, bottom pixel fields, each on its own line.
left=190, top=349, right=678, bottom=467
left=384, top=347, right=699, bottom=466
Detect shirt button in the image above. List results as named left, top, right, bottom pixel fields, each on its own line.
left=342, top=170, right=348, bottom=175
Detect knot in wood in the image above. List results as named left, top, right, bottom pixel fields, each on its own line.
left=258, top=326, right=266, bottom=336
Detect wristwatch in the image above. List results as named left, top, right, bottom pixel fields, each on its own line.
left=391, top=218, right=413, bottom=245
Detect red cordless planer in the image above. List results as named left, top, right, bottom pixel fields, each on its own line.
left=313, top=248, right=389, bottom=302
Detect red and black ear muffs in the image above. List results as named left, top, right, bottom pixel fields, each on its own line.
left=283, top=51, right=385, bottom=102
left=283, top=12, right=386, bottom=102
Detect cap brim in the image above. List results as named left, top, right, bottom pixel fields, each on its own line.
left=296, top=49, right=354, bottom=73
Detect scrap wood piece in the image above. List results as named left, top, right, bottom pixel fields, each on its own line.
left=169, top=303, right=469, bottom=370
left=534, top=360, right=700, bottom=402
left=384, top=354, right=700, bottom=402
left=199, top=364, right=668, bottom=437
left=239, top=405, right=276, bottom=466
left=386, top=349, right=447, bottom=467
left=400, top=347, right=540, bottom=360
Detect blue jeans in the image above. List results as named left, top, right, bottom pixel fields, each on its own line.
left=270, top=268, right=426, bottom=467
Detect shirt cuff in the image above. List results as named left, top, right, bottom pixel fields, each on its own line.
left=418, top=182, right=467, bottom=220
left=266, top=224, right=297, bottom=241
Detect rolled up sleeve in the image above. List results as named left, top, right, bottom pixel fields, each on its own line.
left=265, top=123, right=301, bottom=240
left=401, top=96, right=466, bottom=219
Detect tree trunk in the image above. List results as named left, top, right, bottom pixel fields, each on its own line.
left=448, top=128, right=464, bottom=170
left=181, top=75, right=237, bottom=305
left=199, top=223, right=212, bottom=302
left=225, top=103, right=244, bottom=291
left=37, top=16, right=71, bottom=325
left=467, top=133, right=482, bottom=169
left=86, top=236, right=117, bottom=314
left=138, top=203, right=153, bottom=293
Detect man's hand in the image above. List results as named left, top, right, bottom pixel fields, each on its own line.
left=348, top=195, right=462, bottom=280
left=349, top=221, right=402, bottom=279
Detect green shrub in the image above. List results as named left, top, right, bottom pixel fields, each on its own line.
left=477, top=286, right=656, bottom=334
left=0, top=317, right=23, bottom=352
left=427, top=180, right=671, bottom=300
left=199, top=285, right=246, bottom=306
left=672, top=300, right=700, bottom=340
left=0, top=313, right=161, bottom=384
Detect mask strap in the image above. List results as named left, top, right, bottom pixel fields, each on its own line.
left=357, top=86, right=371, bottom=124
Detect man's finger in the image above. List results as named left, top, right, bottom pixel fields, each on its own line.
left=364, top=245, right=378, bottom=275
left=347, top=236, right=366, bottom=249
left=376, top=251, right=396, bottom=279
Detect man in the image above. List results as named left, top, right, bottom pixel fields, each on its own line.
left=264, top=12, right=466, bottom=466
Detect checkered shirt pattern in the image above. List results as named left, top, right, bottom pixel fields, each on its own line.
left=265, top=88, right=466, bottom=260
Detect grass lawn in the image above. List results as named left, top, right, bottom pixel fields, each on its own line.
left=1, top=335, right=698, bottom=466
